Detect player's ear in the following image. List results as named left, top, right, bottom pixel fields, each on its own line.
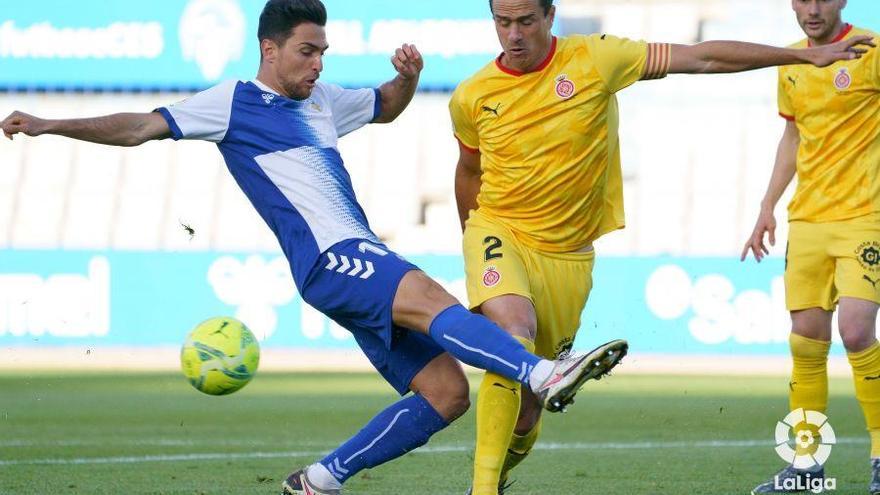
left=546, top=5, right=556, bottom=25
left=260, top=38, right=278, bottom=64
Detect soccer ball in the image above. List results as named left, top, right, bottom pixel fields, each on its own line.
left=180, top=317, right=260, bottom=396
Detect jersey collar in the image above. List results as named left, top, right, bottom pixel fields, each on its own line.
left=807, top=23, right=852, bottom=47
left=253, top=78, right=281, bottom=95
left=495, top=36, right=557, bottom=76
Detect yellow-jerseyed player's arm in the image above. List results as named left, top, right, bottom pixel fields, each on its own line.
left=741, top=120, right=799, bottom=263
left=664, top=36, right=874, bottom=75
left=454, top=141, right=482, bottom=231
left=1, top=110, right=171, bottom=146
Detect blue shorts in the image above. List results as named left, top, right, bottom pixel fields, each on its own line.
left=300, top=238, right=445, bottom=395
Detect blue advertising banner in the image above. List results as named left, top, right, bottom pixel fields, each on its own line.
left=0, top=0, right=502, bottom=91
left=1, top=0, right=876, bottom=92
left=0, top=250, right=827, bottom=356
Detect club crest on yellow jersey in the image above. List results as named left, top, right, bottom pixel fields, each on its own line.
left=482, top=266, right=501, bottom=287
left=833, top=67, right=852, bottom=90
left=554, top=74, right=576, bottom=99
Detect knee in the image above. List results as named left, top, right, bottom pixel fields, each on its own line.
left=421, top=378, right=471, bottom=422
left=839, top=325, right=876, bottom=353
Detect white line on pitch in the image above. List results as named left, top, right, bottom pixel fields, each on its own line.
left=0, top=437, right=868, bottom=467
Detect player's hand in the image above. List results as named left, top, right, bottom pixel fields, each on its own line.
left=740, top=208, right=777, bottom=263
left=391, top=44, right=423, bottom=81
left=807, top=35, right=875, bottom=67
left=1, top=111, right=48, bottom=140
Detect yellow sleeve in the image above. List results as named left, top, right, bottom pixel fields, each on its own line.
left=777, top=67, right=795, bottom=121
left=448, top=85, right=479, bottom=151
left=582, top=34, right=648, bottom=93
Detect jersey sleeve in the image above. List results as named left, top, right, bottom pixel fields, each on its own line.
left=448, top=85, right=479, bottom=152
left=322, top=83, right=380, bottom=137
left=582, top=34, right=649, bottom=93
left=777, top=67, right=795, bottom=121
left=155, top=80, right=237, bottom=142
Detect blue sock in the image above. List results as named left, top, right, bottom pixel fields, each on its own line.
left=320, top=393, right=448, bottom=484
left=428, top=304, right=542, bottom=386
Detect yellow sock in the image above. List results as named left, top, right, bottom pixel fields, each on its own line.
left=499, top=417, right=542, bottom=485
left=847, top=341, right=880, bottom=459
left=472, top=336, right=533, bottom=495
left=789, top=333, right=831, bottom=413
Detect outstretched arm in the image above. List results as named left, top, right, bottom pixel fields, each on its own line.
left=1, top=111, right=170, bottom=146
left=741, top=120, right=799, bottom=262
left=454, top=142, right=482, bottom=231
left=667, top=35, right=874, bottom=75
left=373, top=44, right=423, bottom=124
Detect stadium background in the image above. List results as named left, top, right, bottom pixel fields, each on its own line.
left=0, top=0, right=878, bottom=371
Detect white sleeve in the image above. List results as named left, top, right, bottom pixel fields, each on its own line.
left=321, top=82, right=380, bottom=137
left=155, top=80, right=238, bottom=142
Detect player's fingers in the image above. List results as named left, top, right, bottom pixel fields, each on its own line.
left=740, top=243, right=751, bottom=262
left=390, top=55, right=405, bottom=72
left=769, top=228, right=776, bottom=247
left=849, top=35, right=876, bottom=47
left=410, top=44, right=422, bottom=61
left=402, top=44, right=415, bottom=60
left=394, top=47, right=406, bottom=63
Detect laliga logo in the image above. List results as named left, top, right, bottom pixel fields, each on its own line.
left=772, top=408, right=837, bottom=494
left=774, top=408, right=836, bottom=469
left=208, top=255, right=295, bottom=341
left=179, top=0, right=246, bottom=81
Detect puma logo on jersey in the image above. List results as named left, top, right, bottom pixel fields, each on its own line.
left=787, top=76, right=797, bottom=87
left=481, top=103, right=501, bottom=116
left=865, top=275, right=879, bottom=288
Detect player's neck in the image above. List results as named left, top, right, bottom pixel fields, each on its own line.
left=808, top=21, right=849, bottom=47
left=254, top=71, right=290, bottom=99
left=499, top=36, right=555, bottom=74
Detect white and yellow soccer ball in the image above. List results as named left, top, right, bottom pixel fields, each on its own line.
left=180, top=317, right=260, bottom=396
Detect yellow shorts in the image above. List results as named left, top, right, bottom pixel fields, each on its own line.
left=463, top=210, right=595, bottom=359
left=785, top=214, right=880, bottom=311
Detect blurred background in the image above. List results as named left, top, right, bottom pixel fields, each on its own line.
left=0, top=0, right=878, bottom=371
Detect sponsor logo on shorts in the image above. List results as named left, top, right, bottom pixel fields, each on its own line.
left=555, top=74, right=576, bottom=99
left=482, top=266, right=501, bottom=287
left=856, top=241, right=880, bottom=271
left=833, top=68, right=851, bottom=90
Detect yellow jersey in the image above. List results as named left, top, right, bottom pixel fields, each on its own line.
left=449, top=35, right=658, bottom=252
left=778, top=24, right=880, bottom=222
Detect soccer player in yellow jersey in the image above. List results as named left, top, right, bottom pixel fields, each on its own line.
left=742, top=1, right=880, bottom=494
left=449, top=0, right=874, bottom=493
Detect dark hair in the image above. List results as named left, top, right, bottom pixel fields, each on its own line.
left=488, top=0, right=553, bottom=16
left=258, top=0, right=327, bottom=46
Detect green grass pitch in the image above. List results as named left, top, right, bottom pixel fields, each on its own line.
left=0, top=372, right=870, bottom=494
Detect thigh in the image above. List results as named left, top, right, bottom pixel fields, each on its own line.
left=832, top=217, right=880, bottom=306
left=785, top=221, right=836, bottom=311
left=529, top=249, right=595, bottom=359
left=463, top=211, right=533, bottom=310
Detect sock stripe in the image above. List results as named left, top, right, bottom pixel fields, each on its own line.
left=343, top=408, right=410, bottom=465
left=517, top=362, right=533, bottom=382
left=333, top=458, right=349, bottom=474
left=442, top=334, right=518, bottom=371
left=326, top=461, right=343, bottom=480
